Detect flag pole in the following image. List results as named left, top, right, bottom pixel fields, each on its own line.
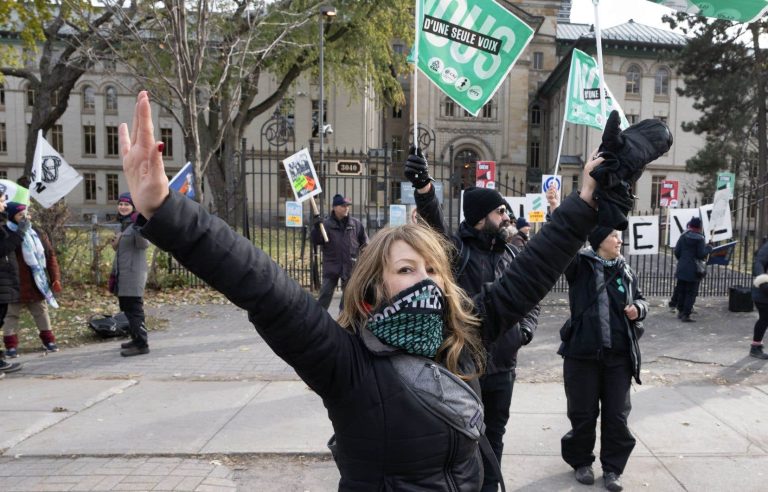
left=593, top=0, right=608, bottom=123
left=553, top=111, right=567, bottom=177
left=413, top=0, right=420, bottom=150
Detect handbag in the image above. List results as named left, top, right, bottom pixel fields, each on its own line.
left=694, top=258, right=707, bottom=279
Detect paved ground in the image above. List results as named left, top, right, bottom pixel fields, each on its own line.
left=1, top=292, right=767, bottom=491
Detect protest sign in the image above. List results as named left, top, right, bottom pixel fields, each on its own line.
left=564, top=49, right=629, bottom=130
left=647, top=0, right=768, bottom=23
left=282, top=148, right=322, bottom=203
left=30, top=130, right=83, bottom=208
left=628, top=216, right=659, bottom=255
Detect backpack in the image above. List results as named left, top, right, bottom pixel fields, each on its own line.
left=88, top=313, right=130, bottom=338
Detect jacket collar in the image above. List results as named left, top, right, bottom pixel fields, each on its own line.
left=458, top=222, right=505, bottom=252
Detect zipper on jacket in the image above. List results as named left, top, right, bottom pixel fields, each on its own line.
left=428, top=363, right=446, bottom=402
left=444, top=428, right=460, bottom=492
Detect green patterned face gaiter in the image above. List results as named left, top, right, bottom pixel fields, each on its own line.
left=367, top=279, right=445, bottom=358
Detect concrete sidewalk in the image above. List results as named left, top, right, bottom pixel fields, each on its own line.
left=1, top=294, right=767, bottom=491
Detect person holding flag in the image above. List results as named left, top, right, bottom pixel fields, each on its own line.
left=0, top=194, right=24, bottom=375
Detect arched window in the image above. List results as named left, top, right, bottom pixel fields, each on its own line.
left=655, top=67, right=669, bottom=96
left=625, top=64, right=641, bottom=95
left=82, top=85, right=95, bottom=111
left=105, top=86, right=118, bottom=111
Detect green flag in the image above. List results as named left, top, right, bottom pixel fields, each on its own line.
left=564, top=49, right=629, bottom=130
left=416, top=0, right=534, bottom=116
left=0, top=179, right=30, bottom=205
left=648, top=0, right=768, bottom=23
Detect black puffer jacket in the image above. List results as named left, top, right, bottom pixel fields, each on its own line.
left=674, top=230, right=711, bottom=282
left=415, top=187, right=539, bottom=374
left=558, top=250, right=648, bottom=384
left=311, top=213, right=368, bottom=280
left=0, top=224, right=22, bottom=304
left=752, top=241, right=768, bottom=304
left=140, top=190, right=596, bottom=491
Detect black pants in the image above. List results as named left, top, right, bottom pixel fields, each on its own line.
left=754, top=302, right=768, bottom=343
left=0, top=303, right=6, bottom=359
left=119, top=296, right=147, bottom=347
left=480, top=370, right=515, bottom=492
left=676, top=279, right=700, bottom=316
left=561, top=352, right=635, bottom=475
left=317, top=275, right=347, bottom=310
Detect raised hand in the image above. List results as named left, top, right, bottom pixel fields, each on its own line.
left=119, top=91, right=170, bottom=219
left=404, top=145, right=433, bottom=191
left=579, top=155, right=603, bottom=209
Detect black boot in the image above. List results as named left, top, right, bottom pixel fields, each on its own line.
left=121, top=339, right=136, bottom=349
left=574, top=465, right=595, bottom=485
left=121, top=345, right=149, bottom=357
left=750, top=345, right=768, bottom=359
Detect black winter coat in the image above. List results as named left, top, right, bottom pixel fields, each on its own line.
left=311, top=213, right=368, bottom=280
left=0, top=224, right=22, bottom=304
left=558, top=250, right=648, bottom=384
left=140, top=190, right=596, bottom=491
left=674, top=230, right=711, bottom=282
left=752, top=242, right=768, bottom=304
left=415, top=187, right=539, bottom=374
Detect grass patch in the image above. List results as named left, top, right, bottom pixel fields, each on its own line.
left=9, top=284, right=230, bottom=354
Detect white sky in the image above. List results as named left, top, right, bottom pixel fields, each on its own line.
left=570, top=0, right=676, bottom=29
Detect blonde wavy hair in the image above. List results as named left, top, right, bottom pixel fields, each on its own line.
left=337, top=223, right=485, bottom=379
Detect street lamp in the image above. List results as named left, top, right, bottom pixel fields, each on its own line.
left=319, top=5, right=336, bottom=184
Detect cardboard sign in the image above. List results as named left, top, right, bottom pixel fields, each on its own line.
left=285, top=201, right=303, bottom=228
left=525, top=193, right=547, bottom=223
left=700, top=203, right=733, bottom=243
left=659, top=179, right=679, bottom=208
left=476, top=161, right=496, bottom=189
left=668, top=208, right=700, bottom=247
left=415, top=0, right=534, bottom=116
left=628, top=216, right=659, bottom=255
left=716, top=171, right=735, bottom=199
left=708, top=241, right=738, bottom=266
left=282, top=148, right=322, bottom=203
left=389, top=204, right=408, bottom=226
left=506, top=196, right=526, bottom=221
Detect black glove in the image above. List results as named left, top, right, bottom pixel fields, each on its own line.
left=521, top=326, right=534, bottom=346
left=404, top=146, right=433, bottom=189
left=312, top=215, right=323, bottom=228
left=590, top=110, right=673, bottom=230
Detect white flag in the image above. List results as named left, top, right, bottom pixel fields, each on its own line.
left=30, top=130, right=83, bottom=208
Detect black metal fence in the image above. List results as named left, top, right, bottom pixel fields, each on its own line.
left=239, top=115, right=768, bottom=297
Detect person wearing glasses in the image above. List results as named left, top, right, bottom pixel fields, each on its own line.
left=408, top=166, right=539, bottom=492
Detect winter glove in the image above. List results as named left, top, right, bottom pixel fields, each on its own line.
left=404, top=146, right=433, bottom=189
left=521, top=326, right=534, bottom=346
left=17, top=219, right=31, bottom=234
left=590, top=110, right=673, bottom=230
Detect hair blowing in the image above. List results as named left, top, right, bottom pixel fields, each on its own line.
left=337, top=224, right=485, bottom=379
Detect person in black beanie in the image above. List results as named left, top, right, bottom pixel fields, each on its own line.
left=673, top=216, right=711, bottom=322
left=559, top=226, right=647, bottom=492
left=408, top=152, right=539, bottom=491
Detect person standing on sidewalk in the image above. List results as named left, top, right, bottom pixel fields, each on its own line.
left=558, top=227, right=648, bottom=492
left=311, top=194, right=368, bottom=310
left=111, top=192, right=150, bottom=357
left=3, top=202, right=61, bottom=357
left=119, top=91, right=617, bottom=491
left=750, top=238, right=768, bottom=359
left=673, top=216, right=712, bottom=322
left=0, top=195, right=23, bottom=375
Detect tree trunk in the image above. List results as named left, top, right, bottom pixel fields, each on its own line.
left=753, top=24, right=768, bottom=243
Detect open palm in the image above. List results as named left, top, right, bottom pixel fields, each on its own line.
left=119, top=91, right=169, bottom=218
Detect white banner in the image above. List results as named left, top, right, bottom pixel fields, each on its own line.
left=700, top=203, right=733, bottom=242
left=30, top=130, right=83, bottom=208
left=628, top=216, right=659, bottom=255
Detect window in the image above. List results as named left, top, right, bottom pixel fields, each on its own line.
left=391, top=135, right=403, bottom=162
left=106, top=126, right=119, bottom=156
left=50, top=125, right=63, bottom=153
left=481, top=101, right=493, bottom=119
left=0, top=123, right=6, bottom=153
left=651, top=175, right=666, bottom=208
left=0, top=83, right=4, bottom=106
left=106, top=173, right=119, bottom=202
left=444, top=98, right=455, bottom=117
left=105, top=86, right=118, bottom=112
left=530, top=104, right=541, bottom=126
left=392, top=106, right=402, bottom=119
left=392, top=43, right=405, bottom=55
left=0, top=169, right=6, bottom=179
left=160, top=128, right=173, bottom=157
left=627, top=114, right=639, bottom=125
left=26, top=85, right=36, bottom=107
left=571, top=175, right=579, bottom=194
left=625, top=64, right=641, bottom=95
left=84, top=172, right=96, bottom=202
left=83, top=125, right=96, bottom=155
left=533, top=51, right=544, bottom=70
left=311, top=99, right=327, bottom=137
left=655, top=68, right=669, bottom=96
left=82, top=85, right=95, bottom=111
left=51, top=90, right=60, bottom=108
left=529, top=140, right=541, bottom=169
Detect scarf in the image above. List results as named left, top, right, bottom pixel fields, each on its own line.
left=21, top=227, right=58, bottom=308
left=367, top=279, right=446, bottom=358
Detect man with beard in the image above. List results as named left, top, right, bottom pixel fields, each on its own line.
left=406, top=150, right=539, bottom=492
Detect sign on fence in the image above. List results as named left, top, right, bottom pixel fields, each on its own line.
left=716, top=172, right=735, bottom=199
left=476, top=161, right=496, bottom=188
left=389, top=204, right=408, bottom=226
left=668, top=208, right=701, bottom=246
left=628, top=216, right=659, bottom=255
left=659, top=179, right=679, bottom=208
left=285, top=201, right=303, bottom=227
left=526, top=193, right=547, bottom=223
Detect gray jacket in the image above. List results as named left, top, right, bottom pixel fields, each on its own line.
left=113, top=223, right=149, bottom=297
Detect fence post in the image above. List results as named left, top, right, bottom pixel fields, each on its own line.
left=90, top=214, right=100, bottom=285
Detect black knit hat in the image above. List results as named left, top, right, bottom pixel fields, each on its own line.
left=588, top=226, right=614, bottom=251
left=463, top=187, right=508, bottom=226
